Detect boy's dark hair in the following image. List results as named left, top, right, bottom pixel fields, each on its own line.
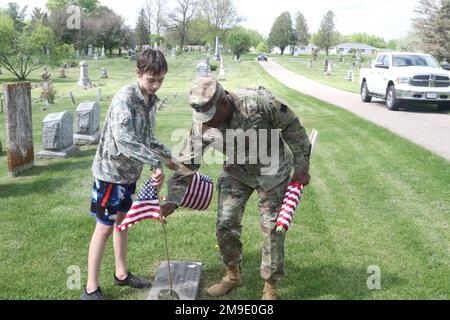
left=137, top=49, right=168, bottom=75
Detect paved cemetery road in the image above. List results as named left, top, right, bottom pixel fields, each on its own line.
left=259, top=59, right=450, bottom=162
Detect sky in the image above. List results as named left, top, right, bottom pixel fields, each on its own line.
left=1, top=0, right=419, bottom=40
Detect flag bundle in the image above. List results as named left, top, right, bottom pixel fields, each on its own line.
left=117, top=179, right=161, bottom=232
left=276, top=182, right=304, bottom=232
left=180, top=172, right=214, bottom=211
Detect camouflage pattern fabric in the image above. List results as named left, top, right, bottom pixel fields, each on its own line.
left=92, top=81, right=171, bottom=184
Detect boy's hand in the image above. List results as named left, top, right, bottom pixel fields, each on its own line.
left=291, top=171, right=311, bottom=186
left=152, top=168, right=165, bottom=191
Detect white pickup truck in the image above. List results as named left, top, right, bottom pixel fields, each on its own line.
left=359, top=52, right=450, bottom=110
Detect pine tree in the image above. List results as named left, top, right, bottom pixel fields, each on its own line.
left=295, top=12, right=310, bottom=46
left=135, top=8, right=150, bottom=48
left=314, top=10, right=339, bottom=56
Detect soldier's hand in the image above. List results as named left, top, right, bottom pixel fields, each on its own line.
left=160, top=203, right=178, bottom=224
left=291, top=171, right=311, bottom=186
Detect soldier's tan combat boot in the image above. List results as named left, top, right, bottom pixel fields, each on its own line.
left=262, top=280, right=278, bottom=300
left=207, top=266, right=241, bottom=297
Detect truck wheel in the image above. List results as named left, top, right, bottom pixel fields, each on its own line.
left=437, top=102, right=450, bottom=111
left=386, top=85, right=399, bottom=111
left=361, top=81, right=372, bottom=102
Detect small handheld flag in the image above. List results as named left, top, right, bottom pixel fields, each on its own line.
left=179, top=172, right=214, bottom=211
left=276, top=129, right=319, bottom=233
left=117, top=179, right=161, bottom=232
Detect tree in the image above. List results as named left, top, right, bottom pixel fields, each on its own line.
left=200, top=0, right=242, bottom=40
left=246, top=29, right=264, bottom=49
left=256, top=42, right=269, bottom=54
left=413, top=0, right=450, bottom=61
left=46, top=0, right=99, bottom=13
left=169, top=0, right=198, bottom=48
left=294, top=11, right=310, bottom=46
left=226, top=27, right=251, bottom=60
left=6, top=2, right=28, bottom=33
left=348, top=32, right=386, bottom=48
left=149, top=0, right=167, bottom=36
left=268, top=12, right=294, bottom=55
left=314, top=10, right=339, bottom=56
left=31, top=7, right=49, bottom=27
left=187, top=17, right=211, bottom=45
left=135, top=8, right=150, bottom=48
left=0, top=14, right=63, bottom=80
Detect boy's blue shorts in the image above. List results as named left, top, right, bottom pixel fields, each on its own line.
left=90, top=178, right=137, bottom=227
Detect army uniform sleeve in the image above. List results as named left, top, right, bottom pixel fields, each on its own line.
left=167, top=123, right=211, bottom=206
left=111, top=98, right=163, bottom=168
left=260, top=96, right=311, bottom=174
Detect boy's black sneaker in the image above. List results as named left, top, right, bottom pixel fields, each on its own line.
left=80, top=287, right=106, bottom=300
left=114, top=272, right=151, bottom=289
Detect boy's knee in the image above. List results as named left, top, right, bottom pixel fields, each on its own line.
left=96, top=223, right=114, bottom=238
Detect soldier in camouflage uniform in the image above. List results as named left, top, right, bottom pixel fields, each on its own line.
left=82, top=49, right=174, bottom=300
left=161, top=77, right=311, bottom=300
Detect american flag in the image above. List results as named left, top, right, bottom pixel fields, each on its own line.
left=276, top=182, right=304, bottom=232
left=180, top=172, right=214, bottom=211
left=116, top=179, right=161, bottom=232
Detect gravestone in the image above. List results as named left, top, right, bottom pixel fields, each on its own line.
left=130, top=51, right=137, bottom=61
left=148, top=261, right=202, bottom=300
left=59, top=68, right=67, bottom=78
left=41, top=68, right=52, bottom=102
left=307, top=59, right=313, bottom=68
left=75, top=50, right=80, bottom=58
left=347, top=70, right=354, bottom=82
left=218, top=56, right=225, bottom=81
left=101, top=45, right=106, bottom=58
left=3, top=82, right=35, bottom=176
left=77, top=61, right=92, bottom=88
left=325, top=62, right=332, bottom=76
left=74, top=101, right=100, bottom=145
left=214, top=36, right=220, bottom=61
left=100, top=67, right=108, bottom=79
left=37, top=111, right=79, bottom=159
left=195, top=61, right=209, bottom=78
left=171, top=48, right=177, bottom=59
left=87, top=45, right=93, bottom=58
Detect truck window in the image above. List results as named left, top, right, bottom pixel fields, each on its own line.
left=383, top=55, right=390, bottom=68
left=376, top=55, right=385, bottom=65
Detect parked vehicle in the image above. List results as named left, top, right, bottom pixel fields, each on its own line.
left=257, top=53, right=268, bottom=62
left=359, top=52, right=450, bottom=111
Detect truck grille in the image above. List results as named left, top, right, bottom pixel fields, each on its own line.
left=411, top=75, right=450, bottom=88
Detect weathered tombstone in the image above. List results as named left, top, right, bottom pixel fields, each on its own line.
left=325, top=61, right=332, bottom=76
left=127, top=49, right=132, bottom=57
left=100, top=67, right=108, bottom=79
left=87, top=45, right=93, bottom=58
left=74, top=101, right=101, bottom=145
left=101, top=45, right=106, bottom=58
left=214, top=36, right=220, bottom=61
left=148, top=261, right=202, bottom=300
left=40, top=68, right=53, bottom=103
left=218, top=56, right=225, bottom=81
left=130, top=51, right=137, bottom=61
left=77, top=61, right=92, bottom=88
left=37, top=111, right=79, bottom=159
left=69, top=91, right=76, bottom=106
left=195, top=61, right=209, bottom=78
left=347, top=70, right=354, bottom=82
left=3, top=82, right=35, bottom=176
left=59, top=68, right=67, bottom=78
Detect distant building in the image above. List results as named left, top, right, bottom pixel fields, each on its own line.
left=330, top=42, right=380, bottom=56
left=294, top=44, right=319, bottom=55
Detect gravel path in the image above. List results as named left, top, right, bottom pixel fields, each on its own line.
left=259, top=59, right=450, bottom=162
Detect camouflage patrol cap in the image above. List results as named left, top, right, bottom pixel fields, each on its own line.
left=189, top=77, right=224, bottom=123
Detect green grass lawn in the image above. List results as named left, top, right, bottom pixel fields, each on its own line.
left=0, top=53, right=449, bottom=300
left=271, top=55, right=362, bottom=94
